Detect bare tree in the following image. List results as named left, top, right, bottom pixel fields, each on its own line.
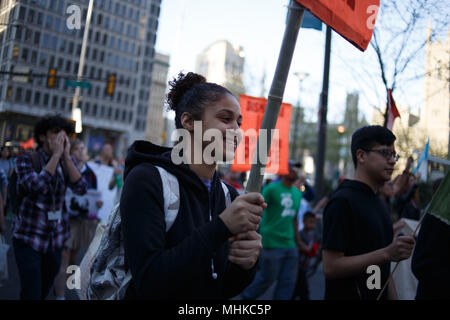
left=370, top=0, right=449, bottom=125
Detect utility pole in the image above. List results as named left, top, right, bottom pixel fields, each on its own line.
left=72, top=0, right=94, bottom=133
left=314, top=25, right=332, bottom=201
left=291, top=71, right=309, bottom=160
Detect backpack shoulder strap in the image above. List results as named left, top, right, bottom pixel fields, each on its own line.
left=220, top=181, right=232, bottom=207
left=30, top=151, right=42, bottom=173
left=155, top=166, right=180, bottom=232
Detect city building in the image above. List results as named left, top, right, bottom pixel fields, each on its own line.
left=422, top=27, right=450, bottom=157
left=145, top=52, right=169, bottom=145
left=0, top=0, right=162, bottom=157
left=195, top=39, right=245, bottom=98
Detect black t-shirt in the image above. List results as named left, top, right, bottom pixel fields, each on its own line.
left=322, top=180, right=394, bottom=300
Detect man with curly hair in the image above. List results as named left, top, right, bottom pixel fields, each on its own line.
left=12, top=114, right=87, bottom=300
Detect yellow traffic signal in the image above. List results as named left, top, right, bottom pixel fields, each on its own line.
left=106, top=73, right=116, bottom=96
left=47, top=68, right=57, bottom=88
left=13, top=45, right=19, bottom=58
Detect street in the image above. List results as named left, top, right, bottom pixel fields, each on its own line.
left=0, top=215, right=324, bottom=300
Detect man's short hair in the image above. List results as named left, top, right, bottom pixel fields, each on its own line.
left=34, top=114, right=74, bottom=149
left=351, top=125, right=396, bottom=168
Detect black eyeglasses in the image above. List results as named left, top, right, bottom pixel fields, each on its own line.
left=362, top=148, right=400, bottom=162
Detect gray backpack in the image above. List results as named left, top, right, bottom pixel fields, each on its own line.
left=82, top=166, right=231, bottom=300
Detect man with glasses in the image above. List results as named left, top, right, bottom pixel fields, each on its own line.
left=322, top=125, right=415, bottom=300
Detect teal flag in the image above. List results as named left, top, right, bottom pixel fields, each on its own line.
left=413, top=138, right=429, bottom=175
left=301, top=10, right=322, bottom=31
left=425, top=172, right=450, bottom=225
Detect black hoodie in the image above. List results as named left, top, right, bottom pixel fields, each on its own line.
left=120, top=140, right=257, bottom=299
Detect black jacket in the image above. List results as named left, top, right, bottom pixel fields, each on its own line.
left=411, top=214, right=450, bottom=299
left=120, top=140, right=256, bottom=299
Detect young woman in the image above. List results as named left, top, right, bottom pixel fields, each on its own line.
left=120, top=72, right=265, bottom=299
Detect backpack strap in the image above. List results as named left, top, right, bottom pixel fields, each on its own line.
left=155, top=166, right=180, bottom=232
left=220, top=181, right=232, bottom=207
left=30, top=151, right=42, bottom=173
left=154, top=167, right=232, bottom=232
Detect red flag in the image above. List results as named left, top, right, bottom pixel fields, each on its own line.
left=387, top=89, right=400, bottom=131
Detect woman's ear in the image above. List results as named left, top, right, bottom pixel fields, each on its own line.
left=180, top=112, right=195, bottom=132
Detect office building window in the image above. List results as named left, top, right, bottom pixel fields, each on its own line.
left=34, top=31, right=41, bottom=45
left=6, top=86, right=12, bottom=101
left=60, top=97, right=66, bottom=110
left=25, top=89, right=32, bottom=103
left=21, top=48, right=29, bottom=62
left=18, top=6, right=26, bottom=21
left=52, top=95, right=58, bottom=108
left=65, top=60, right=71, bottom=72
left=43, top=93, right=49, bottom=106
left=34, top=91, right=41, bottom=105
left=15, top=27, right=22, bottom=41
left=31, top=50, right=37, bottom=64
left=45, top=14, right=53, bottom=29
left=25, top=29, right=32, bottom=41
left=15, top=87, right=23, bottom=102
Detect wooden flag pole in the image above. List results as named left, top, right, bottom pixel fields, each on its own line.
left=376, top=211, right=428, bottom=300
left=245, top=0, right=304, bottom=193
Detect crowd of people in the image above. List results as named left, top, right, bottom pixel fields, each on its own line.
left=0, top=71, right=448, bottom=301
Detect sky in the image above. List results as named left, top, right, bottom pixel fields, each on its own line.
left=154, top=0, right=427, bottom=125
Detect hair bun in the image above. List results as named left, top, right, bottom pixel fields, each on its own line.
left=167, top=72, right=206, bottom=112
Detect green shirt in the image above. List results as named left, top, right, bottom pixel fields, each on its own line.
left=259, top=181, right=303, bottom=248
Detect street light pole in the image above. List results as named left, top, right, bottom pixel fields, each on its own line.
left=291, top=71, right=309, bottom=160
left=72, top=0, right=94, bottom=133
left=314, top=25, right=332, bottom=202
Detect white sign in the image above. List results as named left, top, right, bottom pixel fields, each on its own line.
left=87, top=161, right=116, bottom=223
left=65, top=189, right=101, bottom=219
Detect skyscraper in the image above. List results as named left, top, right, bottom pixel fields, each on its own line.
left=0, top=0, right=162, bottom=156
left=145, top=51, right=169, bottom=145
left=195, top=39, right=245, bottom=98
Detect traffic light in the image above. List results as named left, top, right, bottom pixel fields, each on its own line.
left=106, top=73, right=116, bottom=96
left=12, top=45, right=19, bottom=58
left=47, top=68, right=57, bottom=88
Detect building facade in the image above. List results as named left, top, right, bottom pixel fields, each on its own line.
left=195, top=39, right=245, bottom=98
left=0, top=0, right=161, bottom=157
left=422, top=28, right=450, bottom=157
left=145, top=51, right=168, bottom=145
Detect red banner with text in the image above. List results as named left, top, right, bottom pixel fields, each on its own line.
left=295, top=0, right=380, bottom=51
left=231, top=95, right=292, bottom=175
